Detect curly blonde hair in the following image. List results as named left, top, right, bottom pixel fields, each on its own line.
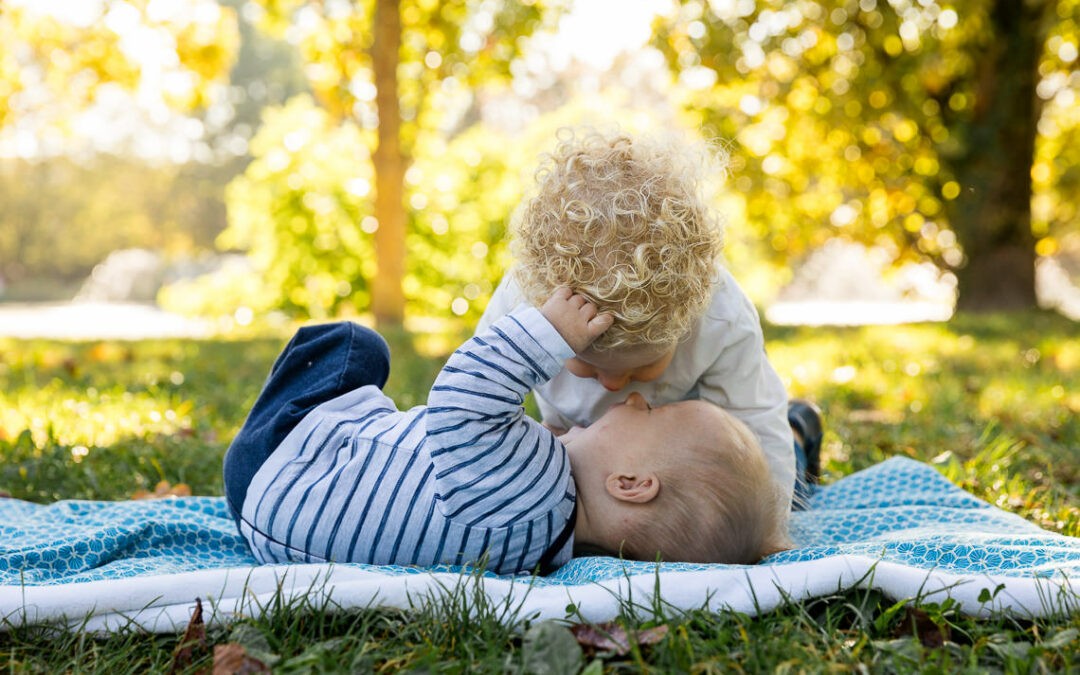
left=512, top=127, right=726, bottom=351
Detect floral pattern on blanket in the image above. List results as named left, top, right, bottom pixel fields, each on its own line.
left=2, top=457, right=1078, bottom=586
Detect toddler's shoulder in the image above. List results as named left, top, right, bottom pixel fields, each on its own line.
left=701, top=265, right=760, bottom=327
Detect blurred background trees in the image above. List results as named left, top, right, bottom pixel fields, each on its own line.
left=655, top=0, right=1079, bottom=311
left=1, top=0, right=1077, bottom=326
left=219, top=0, right=557, bottom=325
left=0, top=0, right=240, bottom=296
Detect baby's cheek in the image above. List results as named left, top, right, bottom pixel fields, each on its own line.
left=633, top=369, right=664, bottom=383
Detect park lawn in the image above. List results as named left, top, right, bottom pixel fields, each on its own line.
left=0, top=310, right=1077, bottom=672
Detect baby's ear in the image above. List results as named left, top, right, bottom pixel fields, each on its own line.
left=605, top=472, right=660, bottom=503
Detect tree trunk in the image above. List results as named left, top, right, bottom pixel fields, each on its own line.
left=949, top=0, right=1042, bottom=311
left=371, top=0, right=406, bottom=327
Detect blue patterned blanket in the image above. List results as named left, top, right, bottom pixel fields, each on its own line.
left=2, top=457, right=1077, bottom=631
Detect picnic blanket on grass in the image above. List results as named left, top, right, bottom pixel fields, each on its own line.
left=2, top=457, right=1077, bottom=632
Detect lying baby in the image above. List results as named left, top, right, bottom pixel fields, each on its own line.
left=223, top=288, right=791, bottom=574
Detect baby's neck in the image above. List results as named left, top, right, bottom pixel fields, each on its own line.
left=570, top=488, right=621, bottom=557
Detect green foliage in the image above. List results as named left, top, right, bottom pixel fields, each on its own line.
left=403, top=122, right=540, bottom=325
left=0, top=157, right=231, bottom=289
left=223, top=0, right=570, bottom=326
left=0, top=1, right=238, bottom=130
left=219, top=95, right=376, bottom=318
left=1036, top=1, right=1080, bottom=252
left=4, top=0, right=1076, bottom=317
left=251, top=0, right=557, bottom=136
left=0, top=4, right=306, bottom=298
left=654, top=0, right=1079, bottom=299
left=217, top=95, right=525, bottom=325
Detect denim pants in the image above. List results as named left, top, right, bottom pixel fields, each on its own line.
left=222, top=322, right=391, bottom=524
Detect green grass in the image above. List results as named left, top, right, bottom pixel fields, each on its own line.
left=1, top=310, right=1078, bottom=672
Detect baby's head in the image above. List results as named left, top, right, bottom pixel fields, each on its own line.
left=562, top=393, right=790, bottom=565
left=512, top=127, right=725, bottom=355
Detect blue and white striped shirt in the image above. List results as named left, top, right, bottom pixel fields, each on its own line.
left=240, top=307, right=577, bottom=574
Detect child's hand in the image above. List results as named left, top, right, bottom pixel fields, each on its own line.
left=541, top=287, right=613, bottom=353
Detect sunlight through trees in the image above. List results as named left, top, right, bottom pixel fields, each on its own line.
left=0, top=0, right=1077, bottom=322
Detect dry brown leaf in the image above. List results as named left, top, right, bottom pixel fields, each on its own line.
left=168, top=598, right=207, bottom=674
left=635, top=625, right=669, bottom=646
left=570, top=622, right=669, bottom=656
left=572, top=623, right=629, bottom=653
left=213, top=643, right=272, bottom=674
left=895, top=607, right=950, bottom=649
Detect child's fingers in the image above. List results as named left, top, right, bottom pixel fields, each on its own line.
left=587, top=313, right=613, bottom=336
left=551, top=286, right=573, bottom=301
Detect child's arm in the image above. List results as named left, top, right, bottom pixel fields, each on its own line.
left=425, top=289, right=610, bottom=526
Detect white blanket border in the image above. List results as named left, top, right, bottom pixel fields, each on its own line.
left=4, top=554, right=1076, bottom=633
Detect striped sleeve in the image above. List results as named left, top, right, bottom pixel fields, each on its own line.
left=425, top=307, right=574, bottom=527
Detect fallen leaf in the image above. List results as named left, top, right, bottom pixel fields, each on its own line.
left=894, top=607, right=950, bottom=649
left=572, top=623, right=629, bottom=654
left=213, top=643, right=272, bottom=674
left=636, top=625, right=669, bottom=646
left=570, top=622, right=668, bottom=656
left=168, top=598, right=207, bottom=674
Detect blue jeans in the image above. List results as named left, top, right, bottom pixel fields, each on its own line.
left=222, top=322, right=391, bottom=525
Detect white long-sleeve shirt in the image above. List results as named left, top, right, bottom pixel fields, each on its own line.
left=240, top=308, right=578, bottom=575
left=476, top=267, right=796, bottom=506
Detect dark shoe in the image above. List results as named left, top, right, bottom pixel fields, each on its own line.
left=788, top=399, right=823, bottom=485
